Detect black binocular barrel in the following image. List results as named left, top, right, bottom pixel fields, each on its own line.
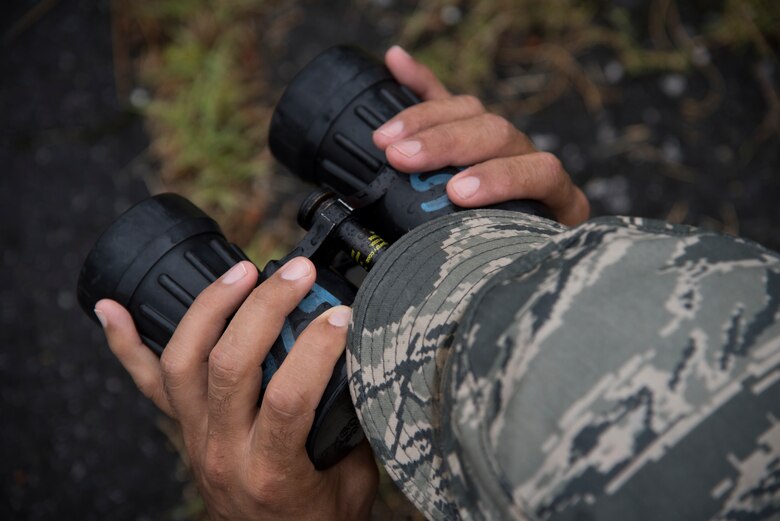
left=77, top=194, right=363, bottom=469
left=269, top=45, right=548, bottom=240
left=77, top=194, right=247, bottom=353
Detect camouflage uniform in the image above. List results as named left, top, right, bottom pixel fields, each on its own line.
left=347, top=210, right=780, bottom=521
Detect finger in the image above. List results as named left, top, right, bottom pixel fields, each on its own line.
left=446, top=152, right=591, bottom=226
left=160, top=261, right=258, bottom=430
left=373, top=95, right=485, bottom=149
left=95, top=299, right=173, bottom=417
left=206, top=257, right=316, bottom=445
left=250, top=306, right=352, bottom=472
left=385, top=113, right=536, bottom=173
left=384, top=45, right=450, bottom=101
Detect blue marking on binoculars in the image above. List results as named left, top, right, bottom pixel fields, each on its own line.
left=281, top=320, right=296, bottom=353
left=265, top=283, right=342, bottom=386
left=421, top=195, right=452, bottom=212
left=299, top=284, right=342, bottom=312
left=410, top=171, right=452, bottom=190
left=411, top=171, right=454, bottom=213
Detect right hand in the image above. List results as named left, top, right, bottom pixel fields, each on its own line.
left=374, top=45, right=590, bottom=227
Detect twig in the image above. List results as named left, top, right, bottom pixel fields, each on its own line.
left=666, top=200, right=689, bottom=224
left=752, top=60, right=780, bottom=144
left=681, top=62, right=725, bottom=120
left=3, top=0, right=59, bottom=45
left=649, top=0, right=674, bottom=50
left=737, top=1, right=775, bottom=59
left=111, top=0, right=132, bottom=103
left=499, top=44, right=603, bottom=113
left=720, top=202, right=740, bottom=236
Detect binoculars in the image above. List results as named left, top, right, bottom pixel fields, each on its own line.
left=77, top=46, right=547, bottom=469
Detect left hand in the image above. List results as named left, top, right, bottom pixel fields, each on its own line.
left=94, top=258, right=378, bottom=520
left=373, top=46, right=590, bottom=227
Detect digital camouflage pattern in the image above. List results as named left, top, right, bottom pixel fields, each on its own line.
left=348, top=210, right=565, bottom=519
left=348, top=211, right=780, bottom=521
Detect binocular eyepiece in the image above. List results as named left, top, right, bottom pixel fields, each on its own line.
left=78, top=46, right=549, bottom=469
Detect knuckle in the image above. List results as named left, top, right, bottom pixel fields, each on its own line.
left=160, top=348, right=185, bottom=380
left=403, top=105, right=425, bottom=128
left=246, top=281, right=294, bottom=314
left=246, top=468, right=282, bottom=504
left=217, top=325, right=244, bottom=353
left=135, top=374, right=160, bottom=401
left=535, top=152, right=568, bottom=190
left=246, top=284, right=275, bottom=309
left=187, top=295, right=214, bottom=319
left=208, top=347, right=243, bottom=386
left=296, top=336, right=337, bottom=365
left=496, top=160, right=521, bottom=191
left=203, top=444, right=231, bottom=489
left=536, top=152, right=564, bottom=177
left=263, top=383, right=309, bottom=419
left=484, top=113, right=515, bottom=141
left=458, top=94, right=484, bottom=113
left=208, top=386, right=236, bottom=418
left=431, top=124, right=457, bottom=149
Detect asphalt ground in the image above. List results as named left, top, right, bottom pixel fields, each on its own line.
left=1, top=2, right=185, bottom=519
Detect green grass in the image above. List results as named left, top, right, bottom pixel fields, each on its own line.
left=401, top=0, right=777, bottom=112
left=120, top=0, right=778, bottom=255
left=117, top=0, right=292, bottom=264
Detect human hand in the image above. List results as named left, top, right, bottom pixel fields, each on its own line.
left=93, top=258, right=378, bottom=521
left=374, top=46, right=590, bottom=227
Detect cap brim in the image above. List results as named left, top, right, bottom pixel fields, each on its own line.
left=347, top=209, right=564, bottom=519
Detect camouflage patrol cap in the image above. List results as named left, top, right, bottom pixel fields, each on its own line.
left=347, top=209, right=780, bottom=520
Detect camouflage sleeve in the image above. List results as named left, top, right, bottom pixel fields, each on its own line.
left=444, top=216, right=780, bottom=521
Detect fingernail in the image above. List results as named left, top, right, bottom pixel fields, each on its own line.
left=94, top=308, right=107, bottom=328
left=451, top=176, right=481, bottom=199
left=328, top=307, right=352, bottom=327
left=281, top=257, right=311, bottom=281
left=222, top=262, right=248, bottom=285
left=377, top=120, right=404, bottom=139
left=390, top=45, right=411, bottom=59
left=392, top=140, right=422, bottom=157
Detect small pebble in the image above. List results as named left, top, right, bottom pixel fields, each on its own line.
left=597, top=122, right=617, bottom=144
left=57, top=290, right=75, bottom=310
left=604, top=61, right=624, bottom=83
left=59, top=52, right=76, bottom=72
left=660, top=74, right=687, bottom=98
left=562, top=143, right=586, bottom=174
left=130, top=88, right=151, bottom=109
left=530, top=133, right=560, bottom=152
left=440, top=5, right=462, bottom=25
left=70, top=461, right=87, bottom=482
left=715, top=145, right=733, bottom=164
left=584, top=176, right=631, bottom=214
left=105, top=376, right=122, bottom=394
left=90, top=145, right=109, bottom=163
left=35, top=147, right=52, bottom=166
left=661, top=137, right=683, bottom=163
left=642, top=107, right=661, bottom=125
left=691, top=45, right=710, bottom=66
left=109, top=489, right=127, bottom=505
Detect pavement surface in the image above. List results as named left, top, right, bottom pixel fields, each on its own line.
left=1, top=2, right=185, bottom=520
